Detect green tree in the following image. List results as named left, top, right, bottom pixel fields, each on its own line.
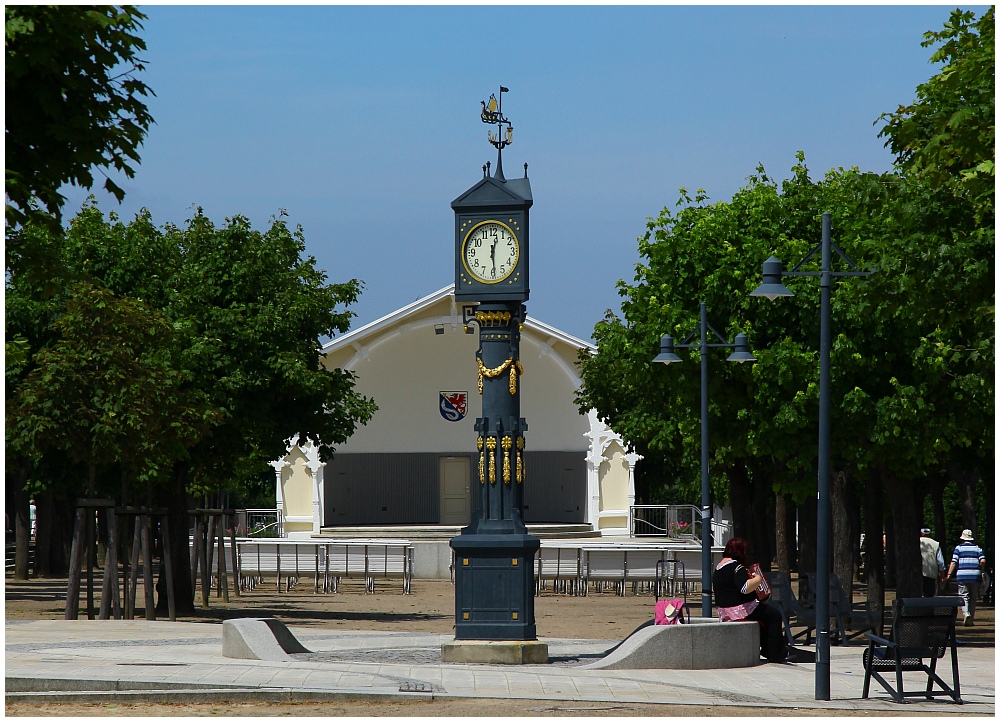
left=7, top=282, right=216, bottom=494
left=6, top=204, right=377, bottom=609
left=5, top=5, right=154, bottom=229
left=578, top=8, right=994, bottom=601
left=878, top=7, right=995, bottom=223
left=875, top=6, right=994, bottom=587
left=6, top=281, right=216, bottom=579
left=576, top=154, right=990, bottom=600
left=576, top=162, right=895, bottom=570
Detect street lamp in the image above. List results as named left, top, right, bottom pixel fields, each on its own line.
left=653, top=302, right=755, bottom=620
left=750, top=212, right=872, bottom=700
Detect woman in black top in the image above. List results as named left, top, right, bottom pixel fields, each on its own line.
left=712, top=537, right=787, bottom=663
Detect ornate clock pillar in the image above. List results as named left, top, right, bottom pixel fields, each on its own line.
left=444, top=87, right=545, bottom=658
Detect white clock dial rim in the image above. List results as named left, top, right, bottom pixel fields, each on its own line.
left=462, top=220, right=520, bottom=284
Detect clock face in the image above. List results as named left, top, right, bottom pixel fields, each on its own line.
left=463, top=221, right=519, bottom=284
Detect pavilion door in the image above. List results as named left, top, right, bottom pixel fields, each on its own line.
left=439, top=456, right=471, bottom=525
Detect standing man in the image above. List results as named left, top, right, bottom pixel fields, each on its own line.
left=945, top=529, right=986, bottom=626
left=919, top=527, right=946, bottom=597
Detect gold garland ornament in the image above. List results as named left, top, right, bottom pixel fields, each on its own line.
left=477, top=357, right=525, bottom=395
left=501, top=436, right=513, bottom=484
left=486, top=437, right=497, bottom=484
left=477, top=437, right=485, bottom=484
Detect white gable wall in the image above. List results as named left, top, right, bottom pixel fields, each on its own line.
left=276, top=287, right=640, bottom=534
left=322, top=307, right=589, bottom=453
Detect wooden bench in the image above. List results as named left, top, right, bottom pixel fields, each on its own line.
left=862, top=596, right=963, bottom=704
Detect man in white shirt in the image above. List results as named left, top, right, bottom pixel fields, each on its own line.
left=919, top=527, right=945, bottom=597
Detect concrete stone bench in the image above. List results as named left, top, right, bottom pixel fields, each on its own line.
left=582, top=618, right=760, bottom=670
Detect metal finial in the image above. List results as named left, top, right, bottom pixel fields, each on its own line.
left=523, top=163, right=528, bottom=178
left=483, top=164, right=488, bottom=178
left=486, top=160, right=491, bottom=174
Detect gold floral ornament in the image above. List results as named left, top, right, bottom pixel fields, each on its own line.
left=486, top=437, right=497, bottom=484
left=477, top=437, right=485, bottom=484
left=501, top=436, right=513, bottom=484
left=475, top=310, right=512, bottom=326
left=477, top=357, right=524, bottom=395
left=516, top=436, right=525, bottom=484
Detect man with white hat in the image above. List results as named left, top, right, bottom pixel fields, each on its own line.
left=945, top=529, right=986, bottom=626
left=919, top=527, right=945, bottom=597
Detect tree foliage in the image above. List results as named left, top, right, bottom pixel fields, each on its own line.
left=7, top=282, right=218, bottom=494
left=878, top=7, right=994, bottom=222
left=5, top=5, right=154, bottom=229
left=6, top=204, right=377, bottom=499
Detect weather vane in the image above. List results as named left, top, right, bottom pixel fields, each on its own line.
left=481, top=85, right=513, bottom=151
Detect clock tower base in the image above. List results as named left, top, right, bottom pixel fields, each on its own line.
left=450, top=533, right=539, bottom=641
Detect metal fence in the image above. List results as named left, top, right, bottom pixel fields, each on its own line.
left=629, top=505, right=701, bottom=541
left=235, top=509, right=283, bottom=538
left=629, top=505, right=735, bottom=546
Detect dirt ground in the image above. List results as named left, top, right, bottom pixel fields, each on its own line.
left=4, top=573, right=994, bottom=717
left=3, top=575, right=667, bottom=640
left=4, top=699, right=970, bottom=717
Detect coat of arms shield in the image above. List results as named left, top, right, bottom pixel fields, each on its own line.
left=439, top=391, right=468, bottom=422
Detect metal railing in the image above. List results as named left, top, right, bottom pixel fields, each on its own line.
left=235, top=509, right=283, bottom=538
left=629, top=505, right=701, bottom=541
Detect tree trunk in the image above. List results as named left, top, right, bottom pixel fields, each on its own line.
left=797, top=494, right=817, bottom=598
left=948, top=461, right=979, bottom=538
left=929, top=474, right=947, bottom=548
left=726, top=461, right=769, bottom=566
left=34, top=489, right=54, bottom=577
left=755, top=473, right=775, bottom=572
left=13, top=461, right=31, bottom=580
left=728, top=464, right=752, bottom=543
left=864, top=469, right=885, bottom=635
left=883, top=468, right=922, bottom=599
left=884, top=504, right=897, bottom=589
left=983, top=458, right=994, bottom=604
left=156, top=467, right=195, bottom=616
left=775, top=494, right=790, bottom=574
left=832, top=467, right=854, bottom=595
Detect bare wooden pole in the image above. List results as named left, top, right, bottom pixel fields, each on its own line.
left=161, top=516, right=176, bottom=621
left=128, top=515, right=142, bottom=619
left=85, top=507, right=96, bottom=619
left=141, top=514, right=155, bottom=620
left=64, top=508, right=87, bottom=620
left=200, top=513, right=212, bottom=609
left=228, top=513, right=241, bottom=598
left=190, top=512, right=202, bottom=595
left=99, top=510, right=118, bottom=619
left=216, top=512, right=230, bottom=602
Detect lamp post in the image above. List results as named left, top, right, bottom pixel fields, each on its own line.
left=750, top=212, right=872, bottom=700
left=653, top=302, right=755, bottom=620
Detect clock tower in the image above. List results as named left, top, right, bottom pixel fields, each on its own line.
left=444, top=87, right=544, bottom=659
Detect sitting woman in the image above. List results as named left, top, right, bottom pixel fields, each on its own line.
left=713, top=537, right=787, bottom=663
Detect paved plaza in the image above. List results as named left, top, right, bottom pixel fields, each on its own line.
left=5, top=619, right=994, bottom=714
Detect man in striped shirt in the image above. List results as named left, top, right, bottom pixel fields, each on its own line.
left=945, top=528, right=986, bottom=626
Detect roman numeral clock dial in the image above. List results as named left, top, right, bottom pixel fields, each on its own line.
left=463, top=221, right=519, bottom=283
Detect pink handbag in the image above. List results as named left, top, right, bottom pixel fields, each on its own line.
left=655, top=598, right=688, bottom=625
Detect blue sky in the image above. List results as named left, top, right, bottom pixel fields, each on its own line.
left=60, top=5, right=981, bottom=342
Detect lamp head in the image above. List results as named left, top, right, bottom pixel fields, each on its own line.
left=726, top=332, right=756, bottom=364
left=652, top=334, right=683, bottom=364
left=750, top=256, right=793, bottom=300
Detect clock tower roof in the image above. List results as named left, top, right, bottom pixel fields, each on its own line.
left=451, top=174, right=532, bottom=211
